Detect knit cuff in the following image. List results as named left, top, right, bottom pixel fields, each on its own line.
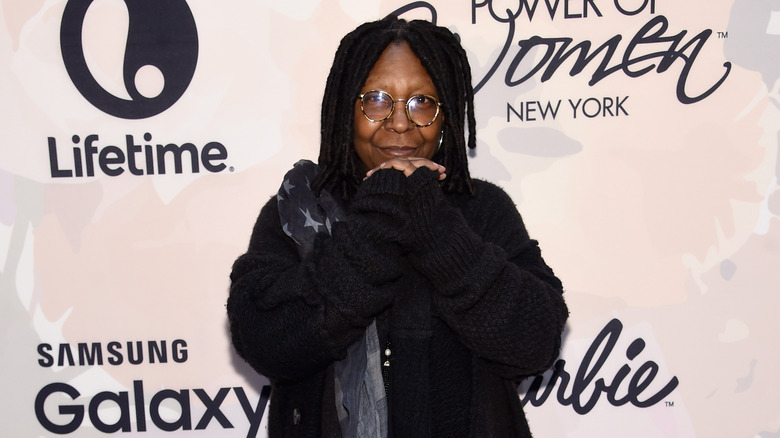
left=404, top=166, right=441, bottom=204
left=404, top=167, right=445, bottom=250
left=355, top=168, right=407, bottom=198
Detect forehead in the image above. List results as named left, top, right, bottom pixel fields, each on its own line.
left=362, top=41, right=436, bottom=91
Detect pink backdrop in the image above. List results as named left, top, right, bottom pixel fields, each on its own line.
left=2, top=0, right=778, bottom=436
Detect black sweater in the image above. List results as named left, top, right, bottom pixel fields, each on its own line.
left=228, top=167, right=567, bottom=437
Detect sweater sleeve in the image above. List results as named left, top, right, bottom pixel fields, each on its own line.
left=404, top=167, right=568, bottom=377
left=227, top=169, right=409, bottom=383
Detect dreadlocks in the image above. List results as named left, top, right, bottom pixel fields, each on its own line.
left=312, top=15, right=477, bottom=200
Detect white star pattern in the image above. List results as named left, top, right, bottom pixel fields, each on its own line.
left=300, top=208, right=324, bottom=232
left=283, top=179, right=295, bottom=195
left=278, top=161, right=344, bottom=254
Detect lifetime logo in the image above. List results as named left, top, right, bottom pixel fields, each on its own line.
left=60, top=0, right=199, bottom=119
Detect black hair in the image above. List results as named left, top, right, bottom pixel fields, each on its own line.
left=312, top=15, right=477, bottom=200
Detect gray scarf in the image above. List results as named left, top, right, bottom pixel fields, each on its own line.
left=277, top=160, right=388, bottom=438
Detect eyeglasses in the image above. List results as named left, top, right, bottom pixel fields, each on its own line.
left=358, top=90, right=442, bottom=127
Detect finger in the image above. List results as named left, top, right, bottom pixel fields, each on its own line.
left=406, top=158, right=446, bottom=174
left=384, top=159, right=418, bottom=177
left=365, top=158, right=447, bottom=179
left=364, top=159, right=413, bottom=178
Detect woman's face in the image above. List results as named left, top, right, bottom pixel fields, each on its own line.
left=353, top=41, right=444, bottom=171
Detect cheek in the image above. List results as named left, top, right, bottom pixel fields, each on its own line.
left=353, top=111, right=370, bottom=143
left=420, top=121, right=444, bottom=159
left=353, top=110, right=379, bottom=169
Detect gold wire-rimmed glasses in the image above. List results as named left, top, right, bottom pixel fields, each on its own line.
left=358, top=90, right=442, bottom=127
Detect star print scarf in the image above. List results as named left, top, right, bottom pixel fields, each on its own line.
left=277, top=160, right=388, bottom=438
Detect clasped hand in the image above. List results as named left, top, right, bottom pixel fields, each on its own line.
left=364, top=157, right=446, bottom=181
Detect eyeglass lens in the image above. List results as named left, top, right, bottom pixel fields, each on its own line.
left=361, top=90, right=439, bottom=126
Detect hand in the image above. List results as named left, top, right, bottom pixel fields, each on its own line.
left=364, top=157, right=446, bottom=181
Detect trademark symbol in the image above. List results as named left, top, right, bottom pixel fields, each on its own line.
left=717, top=31, right=729, bottom=38
left=665, top=401, right=675, bottom=407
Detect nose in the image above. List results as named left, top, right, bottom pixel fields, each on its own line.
left=385, top=99, right=413, bottom=133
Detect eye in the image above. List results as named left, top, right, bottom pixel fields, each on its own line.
left=361, top=91, right=394, bottom=120
left=410, top=95, right=436, bottom=109
left=364, top=91, right=390, bottom=106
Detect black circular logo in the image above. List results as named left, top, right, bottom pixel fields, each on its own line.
left=60, top=0, right=199, bottom=119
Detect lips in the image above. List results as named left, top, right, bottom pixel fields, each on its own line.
left=378, top=146, right=418, bottom=157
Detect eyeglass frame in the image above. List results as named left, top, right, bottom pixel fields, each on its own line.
left=357, top=89, right=443, bottom=128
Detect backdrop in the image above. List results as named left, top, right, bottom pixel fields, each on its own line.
left=2, top=0, right=779, bottom=437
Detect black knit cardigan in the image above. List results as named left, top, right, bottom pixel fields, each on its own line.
left=227, top=167, right=568, bottom=437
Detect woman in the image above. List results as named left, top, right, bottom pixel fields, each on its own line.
left=228, top=16, right=567, bottom=438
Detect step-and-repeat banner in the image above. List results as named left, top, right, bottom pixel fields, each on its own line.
left=2, top=0, right=778, bottom=436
